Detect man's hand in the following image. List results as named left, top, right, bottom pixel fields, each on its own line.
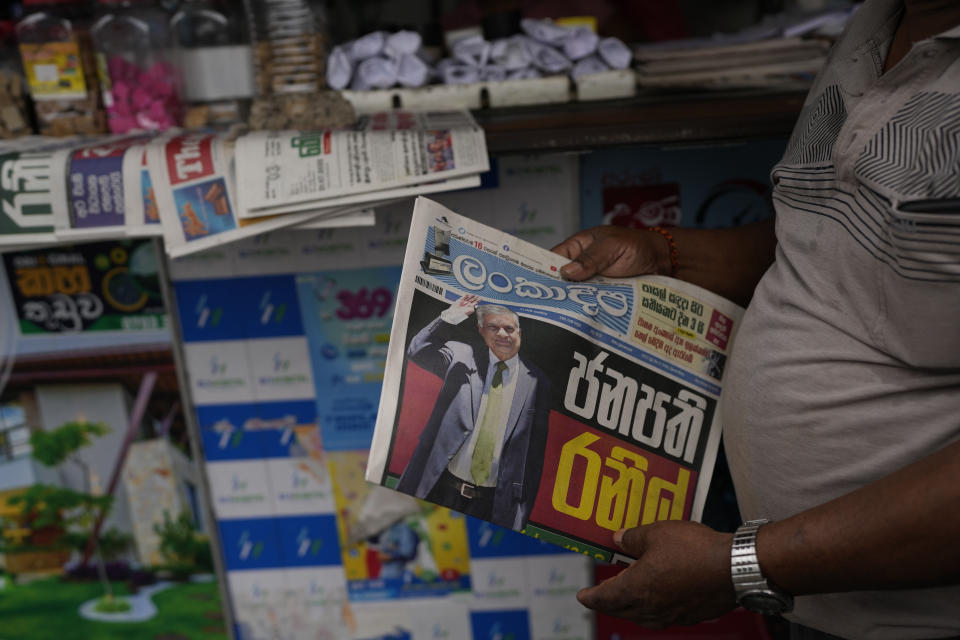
left=577, top=521, right=737, bottom=629
left=439, top=294, right=481, bottom=324
left=552, top=226, right=672, bottom=281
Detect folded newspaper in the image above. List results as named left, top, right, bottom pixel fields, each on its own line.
left=146, top=131, right=380, bottom=258
left=0, top=136, right=77, bottom=247
left=234, top=110, right=488, bottom=219
left=367, top=197, right=744, bottom=563
left=0, top=110, right=486, bottom=256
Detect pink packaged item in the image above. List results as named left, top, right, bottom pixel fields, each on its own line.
left=92, top=0, right=182, bottom=133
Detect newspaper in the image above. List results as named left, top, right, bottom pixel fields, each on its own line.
left=0, top=138, right=76, bottom=246
left=147, top=131, right=374, bottom=258
left=235, top=110, right=489, bottom=218
left=367, top=197, right=744, bottom=563
left=60, top=135, right=149, bottom=241
left=122, top=140, right=165, bottom=237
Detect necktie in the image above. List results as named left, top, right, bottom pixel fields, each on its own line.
left=471, top=361, right=508, bottom=485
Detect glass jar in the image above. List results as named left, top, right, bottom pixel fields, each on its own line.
left=171, top=0, right=254, bottom=127
left=0, top=19, right=33, bottom=138
left=246, top=0, right=328, bottom=95
left=91, top=0, right=182, bottom=133
left=16, top=0, right=107, bottom=136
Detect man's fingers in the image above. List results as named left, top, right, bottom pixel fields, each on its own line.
left=577, top=575, right=635, bottom=612
left=551, top=233, right=591, bottom=260
left=561, top=241, right=625, bottom=281
left=616, top=525, right=650, bottom=557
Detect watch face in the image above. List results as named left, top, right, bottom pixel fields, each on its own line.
left=741, top=592, right=790, bottom=616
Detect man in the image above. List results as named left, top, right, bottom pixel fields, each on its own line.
left=396, top=294, right=551, bottom=531
left=553, top=0, right=960, bottom=638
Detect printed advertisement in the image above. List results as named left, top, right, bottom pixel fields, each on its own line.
left=2, top=238, right=166, bottom=334
left=580, top=141, right=786, bottom=230
left=367, top=198, right=744, bottom=563
left=328, top=451, right=472, bottom=601
left=297, top=267, right=403, bottom=451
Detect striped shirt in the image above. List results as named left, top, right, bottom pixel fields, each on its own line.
left=722, top=0, right=960, bottom=637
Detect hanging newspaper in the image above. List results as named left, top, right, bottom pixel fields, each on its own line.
left=147, top=131, right=372, bottom=258
left=0, top=137, right=76, bottom=247
left=61, top=134, right=149, bottom=241
left=367, top=197, right=744, bottom=564
left=122, top=140, right=164, bottom=237
left=234, top=110, right=489, bottom=218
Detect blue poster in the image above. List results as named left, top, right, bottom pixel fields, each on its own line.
left=470, top=610, right=531, bottom=640
left=218, top=517, right=283, bottom=570
left=275, top=514, right=342, bottom=567
left=296, top=267, right=403, bottom=451
left=196, top=401, right=318, bottom=461
left=466, top=517, right=559, bottom=559
left=241, top=275, right=304, bottom=339
left=174, top=278, right=250, bottom=342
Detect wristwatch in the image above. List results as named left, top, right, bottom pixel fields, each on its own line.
left=731, top=518, right=794, bottom=615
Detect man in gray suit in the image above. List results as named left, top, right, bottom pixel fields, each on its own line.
left=396, top=294, right=552, bottom=531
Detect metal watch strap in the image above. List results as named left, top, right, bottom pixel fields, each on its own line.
left=731, top=518, right=794, bottom=614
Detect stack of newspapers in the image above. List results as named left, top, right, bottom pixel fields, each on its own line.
left=632, top=6, right=855, bottom=90
left=0, top=110, right=489, bottom=257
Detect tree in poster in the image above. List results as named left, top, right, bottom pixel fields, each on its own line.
left=1, top=421, right=131, bottom=609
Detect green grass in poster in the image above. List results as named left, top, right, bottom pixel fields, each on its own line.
left=0, top=577, right=227, bottom=640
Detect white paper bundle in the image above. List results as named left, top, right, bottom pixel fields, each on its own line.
left=572, top=55, right=610, bottom=77
left=508, top=67, right=541, bottom=80
left=348, top=31, right=386, bottom=61
left=480, top=64, right=507, bottom=82
left=452, top=35, right=491, bottom=67
left=357, top=56, right=399, bottom=89
left=563, top=26, right=599, bottom=60
left=491, top=35, right=533, bottom=70
left=397, top=53, right=430, bottom=87
left=385, top=30, right=422, bottom=58
left=327, top=46, right=353, bottom=90
left=441, top=63, right=480, bottom=84
left=526, top=38, right=572, bottom=73
left=520, top=17, right=573, bottom=45
left=598, top=37, right=632, bottom=70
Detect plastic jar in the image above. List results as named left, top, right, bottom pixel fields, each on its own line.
left=16, top=0, right=106, bottom=136
left=91, top=0, right=182, bottom=133
left=171, top=0, right=254, bottom=127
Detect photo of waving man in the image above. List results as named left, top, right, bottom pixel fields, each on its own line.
left=395, top=294, right=551, bottom=531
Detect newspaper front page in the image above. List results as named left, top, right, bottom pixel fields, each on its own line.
left=367, top=198, right=744, bottom=563
left=235, top=110, right=489, bottom=218
left=148, top=132, right=373, bottom=258
left=0, top=138, right=75, bottom=246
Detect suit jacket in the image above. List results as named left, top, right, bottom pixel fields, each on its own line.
left=396, top=316, right=551, bottom=531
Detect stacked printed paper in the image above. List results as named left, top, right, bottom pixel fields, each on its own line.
left=234, top=111, right=488, bottom=220
left=0, top=110, right=488, bottom=257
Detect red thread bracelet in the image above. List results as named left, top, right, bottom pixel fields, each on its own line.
left=649, top=226, right=679, bottom=276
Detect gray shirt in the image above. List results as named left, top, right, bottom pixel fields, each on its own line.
left=722, top=1, right=960, bottom=637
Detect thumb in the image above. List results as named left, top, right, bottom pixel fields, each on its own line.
left=561, top=241, right=620, bottom=281
left=614, top=526, right=649, bottom=558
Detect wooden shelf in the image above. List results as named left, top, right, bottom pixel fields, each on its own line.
left=474, top=87, right=806, bottom=154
